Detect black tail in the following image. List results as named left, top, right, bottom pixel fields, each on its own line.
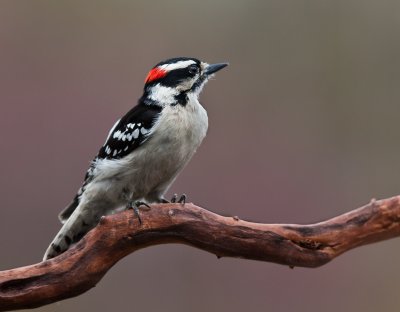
left=58, top=194, right=79, bottom=224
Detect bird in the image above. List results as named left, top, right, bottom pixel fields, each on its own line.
left=43, top=57, right=228, bottom=260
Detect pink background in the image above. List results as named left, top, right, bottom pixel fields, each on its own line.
left=1, top=1, right=400, bottom=311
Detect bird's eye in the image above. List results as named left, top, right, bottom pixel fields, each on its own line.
left=188, top=64, right=198, bottom=75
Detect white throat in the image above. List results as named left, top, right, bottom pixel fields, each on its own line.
left=147, top=83, right=204, bottom=107
left=148, top=84, right=179, bottom=106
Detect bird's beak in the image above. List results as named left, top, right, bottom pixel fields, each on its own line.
left=204, top=63, right=229, bottom=76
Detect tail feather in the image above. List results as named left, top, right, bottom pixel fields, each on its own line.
left=43, top=195, right=114, bottom=261
left=58, top=195, right=80, bottom=224
left=59, top=176, right=91, bottom=224
left=43, top=207, right=94, bottom=261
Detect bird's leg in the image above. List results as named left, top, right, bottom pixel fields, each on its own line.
left=170, top=193, right=186, bottom=204
left=149, top=194, right=187, bottom=205
left=123, top=189, right=151, bottom=224
left=126, top=200, right=151, bottom=224
left=178, top=194, right=186, bottom=204
left=170, top=194, right=178, bottom=203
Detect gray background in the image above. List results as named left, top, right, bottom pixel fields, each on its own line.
left=1, top=1, right=400, bottom=311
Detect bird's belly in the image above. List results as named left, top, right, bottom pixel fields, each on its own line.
left=124, top=103, right=208, bottom=197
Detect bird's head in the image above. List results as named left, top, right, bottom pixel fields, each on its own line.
left=141, top=57, right=228, bottom=106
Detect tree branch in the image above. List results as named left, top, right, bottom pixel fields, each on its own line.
left=1, top=196, right=400, bottom=311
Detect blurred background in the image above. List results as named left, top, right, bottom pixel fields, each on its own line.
left=1, top=1, right=400, bottom=311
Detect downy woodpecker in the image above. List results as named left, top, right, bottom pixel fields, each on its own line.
left=43, top=57, right=228, bottom=260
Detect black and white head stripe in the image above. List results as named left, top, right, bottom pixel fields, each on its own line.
left=145, top=57, right=202, bottom=88
left=157, top=59, right=199, bottom=72
left=97, top=103, right=161, bottom=159
left=153, top=57, right=201, bottom=71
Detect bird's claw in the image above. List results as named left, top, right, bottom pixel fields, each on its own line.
left=171, top=193, right=186, bottom=204
left=126, top=200, right=151, bottom=224
left=171, top=194, right=178, bottom=203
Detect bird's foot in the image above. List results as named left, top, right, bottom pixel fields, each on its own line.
left=170, top=193, right=187, bottom=204
left=126, top=200, right=151, bottom=224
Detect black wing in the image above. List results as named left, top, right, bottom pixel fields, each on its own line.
left=58, top=103, right=161, bottom=223
left=97, top=103, right=161, bottom=160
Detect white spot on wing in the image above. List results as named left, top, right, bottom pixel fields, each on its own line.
left=141, top=128, right=148, bottom=135
left=133, top=128, right=139, bottom=139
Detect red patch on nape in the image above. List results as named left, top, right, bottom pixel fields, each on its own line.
left=145, top=67, right=167, bottom=84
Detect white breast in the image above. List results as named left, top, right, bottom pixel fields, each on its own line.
left=92, top=94, right=208, bottom=201
left=152, top=93, right=208, bottom=157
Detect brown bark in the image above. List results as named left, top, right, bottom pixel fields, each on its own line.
left=1, top=196, right=400, bottom=311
